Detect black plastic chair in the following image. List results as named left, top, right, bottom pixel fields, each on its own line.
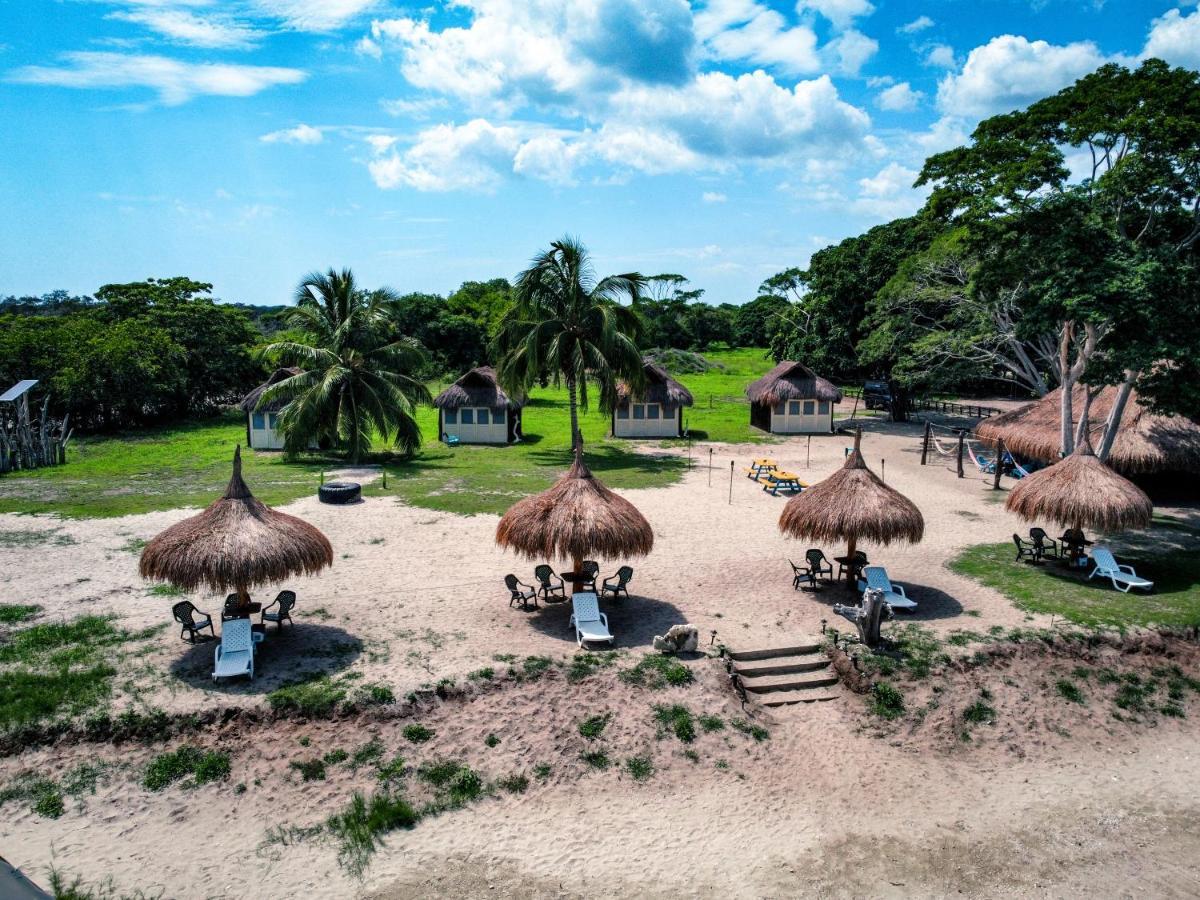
left=1013, top=533, right=1038, bottom=562
left=261, top=590, right=296, bottom=628
left=172, top=600, right=214, bottom=643
left=1029, top=528, right=1060, bottom=560
left=534, top=565, right=566, bottom=601
left=221, top=594, right=243, bottom=621
left=789, top=559, right=814, bottom=591
left=601, top=566, right=633, bottom=600
left=505, top=574, right=538, bottom=609
left=580, top=560, right=600, bottom=591
left=805, top=548, right=834, bottom=583
left=837, top=551, right=868, bottom=582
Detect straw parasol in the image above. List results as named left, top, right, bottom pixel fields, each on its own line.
left=778, top=429, right=924, bottom=574
left=1005, top=441, right=1153, bottom=533
left=140, top=446, right=333, bottom=609
left=496, top=448, right=654, bottom=592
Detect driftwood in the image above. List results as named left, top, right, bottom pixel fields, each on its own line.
left=0, top=388, right=68, bottom=474
left=833, top=588, right=891, bottom=648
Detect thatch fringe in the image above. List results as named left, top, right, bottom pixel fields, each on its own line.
left=616, top=360, right=694, bottom=407
left=433, top=366, right=524, bottom=411
left=240, top=367, right=303, bottom=414
left=1005, top=445, right=1153, bottom=532
left=746, top=361, right=843, bottom=406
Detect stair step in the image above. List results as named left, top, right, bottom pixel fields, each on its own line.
left=761, top=690, right=841, bottom=707
left=739, top=672, right=840, bottom=693
left=727, top=643, right=821, bottom=662
left=734, top=657, right=830, bottom=677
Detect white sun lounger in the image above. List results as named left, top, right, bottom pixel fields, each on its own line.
left=214, top=618, right=256, bottom=680
left=1089, top=546, right=1154, bottom=593
left=569, top=592, right=613, bottom=648
left=857, top=566, right=917, bottom=611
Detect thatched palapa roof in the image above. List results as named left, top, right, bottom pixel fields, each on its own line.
left=1006, top=443, right=1153, bottom=532
left=976, top=386, right=1200, bottom=474
left=746, top=361, right=843, bottom=406
left=140, top=447, right=333, bottom=594
left=241, top=367, right=303, bottom=415
left=616, top=360, right=694, bottom=407
left=496, top=451, right=654, bottom=562
left=778, top=431, right=924, bottom=547
left=434, top=366, right=525, bottom=411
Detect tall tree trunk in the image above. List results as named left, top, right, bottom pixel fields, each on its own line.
left=1097, top=370, right=1136, bottom=463
left=566, top=375, right=581, bottom=453
left=1059, top=322, right=1075, bottom=457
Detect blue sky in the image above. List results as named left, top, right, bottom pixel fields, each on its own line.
left=2, top=0, right=1198, bottom=306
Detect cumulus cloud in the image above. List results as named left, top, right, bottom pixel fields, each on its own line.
left=702, top=191, right=727, bottom=203
left=796, top=0, right=875, bottom=30
left=108, top=9, right=262, bottom=49
left=823, top=29, right=878, bottom=75
left=1143, top=8, right=1200, bottom=69
left=936, top=35, right=1106, bottom=118
left=923, top=43, right=956, bottom=68
left=8, top=52, right=306, bottom=105
left=368, top=119, right=524, bottom=191
left=260, top=123, right=323, bottom=144
left=875, top=81, right=923, bottom=111
left=696, top=0, right=821, bottom=75
left=851, top=162, right=929, bottom=218
left=899, top=15, right=934, bottom=34
left=252, top=0, right=378, bottom=32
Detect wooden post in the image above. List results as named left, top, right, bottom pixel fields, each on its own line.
left=572, top=554, right=583, bottom=596
left=728, top=461, right=734, bottom=504
left=920, top=421, right=931, bottom=466
left=881, top=459, right=885, bottom=483
left=708, top=448, right=713, bottom=486
left=992, top=439, right=1005, bottom=490
left=806, top=435, right=811, bottom=469
left=956, top=431, right=965, bottom=478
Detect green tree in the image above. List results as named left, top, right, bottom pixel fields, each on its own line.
left=496, top=237, right=645, bottom=452
left=262, top=269, right=431, bottom=462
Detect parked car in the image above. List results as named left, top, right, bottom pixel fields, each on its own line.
left=863, top=380, right=892, bottom=410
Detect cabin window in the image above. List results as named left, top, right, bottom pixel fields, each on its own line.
left=803, top=400, right=815, bottom=416
left=617, top=405, right=630, bottom=419
left=461, top=409, right=474, bottom=425
left=493, top=408, right=506, bottom=424
left=252, top=413, right=265, bottom=429
left=788, top=401, right=801, bottom=416
left=647, top=404, right=660, bottom=420
left=633, top=404, right=645, bottom=420
left=477, top=408, right=489, bottom=425
left=818, top=400, right=830, bottom=415
left=773, top=402, right=785, bottom=415
left=444, top=409, right=457, bottom=425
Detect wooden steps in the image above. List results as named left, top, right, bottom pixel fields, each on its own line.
left=727, top=641, right=840, bottom=707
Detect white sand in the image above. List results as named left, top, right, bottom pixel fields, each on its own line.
left=3, top=419, right=1200, bottom=897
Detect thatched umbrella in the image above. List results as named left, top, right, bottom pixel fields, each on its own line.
left=778, top=429, right=924, bottom=578
left=1005, top=441, right=1153, bottom=533
left=496, top=448, right=654, bottom=592
left=140, top=446, right=333, bottom=610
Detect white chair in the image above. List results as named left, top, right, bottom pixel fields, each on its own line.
left=214, top=618, right=255, bottom=681
left=857, top=566, right=917, bottom=611
left=569, top=592, right=613, bottom=648
left=1089, top=547, right=1154, bottom=593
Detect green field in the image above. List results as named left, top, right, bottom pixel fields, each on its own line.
left=0, top=348, right=781, bottom=519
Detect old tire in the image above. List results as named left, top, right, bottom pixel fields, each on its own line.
left=318, top=481, right=361, bottom=504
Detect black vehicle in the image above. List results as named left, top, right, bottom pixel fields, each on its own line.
left=862, top=380, right=892, bottom=410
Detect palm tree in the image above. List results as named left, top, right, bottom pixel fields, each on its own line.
left=496, top=237, right=646, bottom=453
left=261, top=269, right=431, bottom=462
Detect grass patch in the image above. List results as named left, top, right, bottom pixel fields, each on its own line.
left=730, top=718, right=770, bottom=741
left=290, top=758, right=327, bottom=782
left=533, top=763, right=552, bottom=780
left=869, top=683, right=905, bottom=720
left=497, top=773, right=529, bottom=794
left=521, top=655, right=554, bottom=680
left=950, top=542, right=1200, bottom=628
left=484, top=733, right=500, bottom=748
left=327, top=790, right=420, bottom=879
left=324, top=748, right=349, bottom=766
left=1056, top=679, right=1087, bottom=705
left=577, top=713, right=611, bottom=740
left=376, top=754, right=406, bottom=785
left=467, top=667, right=494, bottom=681
left=625, top=756, right=654, bottom=781
left=417, top=759, right=484, bottom=807
left=962, top=697, right=997, bottom=725
left=143, top=746, right=230, bottom=791
left=0, top=603, right=41, bottom=624
left=1, top=776, right=66, bottom=819
left=402, top=723, right=434, bottom=744
left=620, top=654, right=693, bottom=689
left=266, top=674, right=348, bottom=718
left=0, top=665, right=116, bottom=731
left=353, top=682, right=394, bottom=706
left=653, top=704, right=696, bottom=743
left=580, top=749, right=610, bottom=769
left=567, top=651, right=616, bottom=683
left=698, top=714, right=725, bottom=732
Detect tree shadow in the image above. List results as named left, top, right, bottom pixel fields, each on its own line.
left=516, top=593, right=687, bottom=649
left=168, top=623, right=364, bottom=695
left=526, top=445, right=686, bottom=477
left=795, top=579, right=964, bottom=621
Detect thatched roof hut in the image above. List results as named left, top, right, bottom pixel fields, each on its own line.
left=496, top=450, right=653, bottom=586
left=746, top=361, right=843, bottom=434
left=976, top=386, right=1200, bottom=475
left=1005, top=443, right=1153, bottom=533
left=433, top=366, right=524, bottom=412
left=433, top=366, right=524, bottom=445
left=140, top=446, right=333, bottom=607
left=778, top=430, right=924, bottom=563
left=241, top=367, right=303, bottom=415
left=613, top=360, right=693, bottom=438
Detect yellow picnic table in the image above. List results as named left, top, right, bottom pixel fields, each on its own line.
left=744, top=458, right=779, bottom=480
left=763, top=470, right=806, bottom=495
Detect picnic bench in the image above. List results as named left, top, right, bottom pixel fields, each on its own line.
left=744, top=458, right=779, bottom=481
left=763, top=471, right=805, bottom=495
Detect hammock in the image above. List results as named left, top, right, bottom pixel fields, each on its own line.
left=929, top=433, right=958, bottom=456
left=966, top=442, right=994, bottom=472
left=1011, top=458, right=1032, bottom=478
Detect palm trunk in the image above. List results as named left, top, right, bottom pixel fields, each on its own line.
left=1097, top=370, right=1136, bottom=463
left=1059, top=322, right=1075, bottom=458
left=567, top=375, right=581, bottom=454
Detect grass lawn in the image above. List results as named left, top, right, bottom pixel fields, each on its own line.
left=950, top=518, right=1200, bottom=628
left=0, top=348, right=781, bottom=519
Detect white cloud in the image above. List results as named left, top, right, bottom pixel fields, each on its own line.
left=823, top=29, right=878, bottom=75
left=851, top=162, right=929, bottom=218
left=1143, top=8, right=1200, bottom=69
left=8, top=52, right=306, bottom=105
left=364, top=134, right=398, bottom=152
left=354, top=35, right=382, bottom=59
left=899, top=15, right=934, bottom=34
left=702, top=191, right=727, bottom=203
left=379, top=96, right=448, bottom=118
left=368, top=119, right=524, bottom=191
left=696, top=0, right=821, bottom=74
left=260, top=123, right=323, bottom=144
left=875, top=81, right=923, bottom=111
left=937, top=35, right=1106, bottom=118
left=252, top=0, right=378, bottom=32
left=923, top=43, right=956, bottom=69
left=108, top=9, right=262, bottom=49
left=796, top=0, right=875, bottom=30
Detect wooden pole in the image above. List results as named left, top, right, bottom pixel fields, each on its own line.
left=708, top=448, right=713, bottom=486
left=956, top=431, right=965, bottom=478
left=992, top=438, right=1005, bottom=490
left=728, top=461, right=734, bottom=504
left=920, top=421, right=931, bottom=466
left=806, top=435, right=811, bottom=469
left=881, top=459, right=885, bottom=483
left=572, top=554, right=583, bottom=595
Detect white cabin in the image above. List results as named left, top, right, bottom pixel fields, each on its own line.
left=612, top=360, right=693, bottom=439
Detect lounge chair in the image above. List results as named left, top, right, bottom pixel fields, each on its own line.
left=569, top=592, right=613, bottom=648
left=1029, top=528, right=1060, bottom=559
left=1089, top=547, right=1154, bottom=593
left=601, top=565, right=633, bottom=600
left=505, top=574, right=538, bottom=609
left=856, top=566, right=917, bottom=611
left=443, top=433, right=460, bottom=446
left=580, top=560, right=600, bottom=591
left=534, top=565, right=566, bottom=601
left=261, top=590, right=296, bottom=628
left=1012, top=533, right=1038, bottom=562
left=213, top=618, right=256, bottom=681
left=172, top=600, right=214, bottom=643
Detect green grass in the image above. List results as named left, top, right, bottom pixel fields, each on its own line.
left=0, top=603, right=41, bottom=624
left=290, top=758, right=327, bottom=782
left=577, top=713, right=611, bottom=739
left=327, top=790, right=420, bottom=879
left=143, top=746, right=230, bottom=791
left=266, top=674, right=348, bottom=718
left=620, top=653, right=694, bottom=689
left=698, top=714, right=725, bottom=732
left=869, top=683, right=905, bottom=720
left=497, top=773, right=529, bottom=794
left=1056, top=678, right=1087, bottom=705
left=950, top=540, right=1200, bottom=628
left=625, top=756, right=654, bottom=781
left=729, top=718, right=770, bottom=741
left=653, top=704, right=696, bottom=743
left=580, top=749, right=610, bottom=769
left=402, top=723, right=434, bottom=743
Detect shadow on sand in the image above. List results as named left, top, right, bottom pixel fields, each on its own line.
left=517, top=593, right=686, bottom=649
left=168, top=623, right=364, bottom=694
left=794, top=580, right=965, bottom=622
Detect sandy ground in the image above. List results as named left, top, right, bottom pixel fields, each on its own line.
left=3, top=417, right=1200, bottom=898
